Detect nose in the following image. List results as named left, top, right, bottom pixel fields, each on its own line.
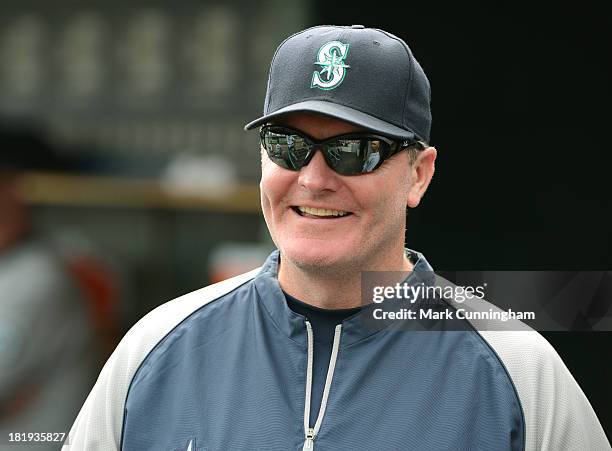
left=297, top=149, right=341, bottom=193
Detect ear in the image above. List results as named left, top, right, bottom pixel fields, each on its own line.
left=406, top=147, right=437, bottom=208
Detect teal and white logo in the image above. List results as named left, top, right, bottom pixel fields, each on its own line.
left=311, top=41, right=350, bottom=90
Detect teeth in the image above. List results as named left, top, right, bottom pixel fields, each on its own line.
left=298, top=206, right=348, bottom=217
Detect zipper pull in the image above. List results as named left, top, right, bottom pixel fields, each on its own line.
left=302, top=428, right=315, bottom=450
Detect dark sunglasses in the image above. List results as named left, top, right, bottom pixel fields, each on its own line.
left=260, top=125, right=424, bottom=176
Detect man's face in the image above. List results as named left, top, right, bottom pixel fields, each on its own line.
left=260, top=112, right=421, bottom=274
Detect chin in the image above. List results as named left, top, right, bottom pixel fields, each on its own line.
left=280, top=240, right=357, bottom=273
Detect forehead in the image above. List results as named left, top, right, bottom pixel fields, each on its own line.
left=272, top=112, right=366, bottom=140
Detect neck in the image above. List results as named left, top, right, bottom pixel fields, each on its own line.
left=278, top=250, right=413, bottom=309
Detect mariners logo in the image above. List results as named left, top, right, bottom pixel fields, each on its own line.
left=311, top=41, right=350, bottom=90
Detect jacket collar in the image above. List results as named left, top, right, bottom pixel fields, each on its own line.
left=253, top=249, right=435, bottom=346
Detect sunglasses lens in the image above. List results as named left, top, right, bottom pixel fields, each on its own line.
left=324, top=138, right=391, bottom=175
left=261, top=128, right=311, bottom=170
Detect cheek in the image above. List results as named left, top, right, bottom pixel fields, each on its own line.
left=260, top=160, right=295, bottom=214
left=259, top=164, right=276, bottom=218
left=361, top=175, right=411, bottom=220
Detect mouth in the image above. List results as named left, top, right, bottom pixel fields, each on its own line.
left=292, top=206, right=353, bottom=219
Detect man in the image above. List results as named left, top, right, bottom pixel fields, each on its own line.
left=65, top=25, right=610, bottom=450
left=0, top=124, right=97, bottom=451
left=361, top=139, right=381, bottom=172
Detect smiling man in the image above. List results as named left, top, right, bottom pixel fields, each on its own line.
left=65, top=25, right=610, bottom=451
left=259, top=112, right=435, bottom=310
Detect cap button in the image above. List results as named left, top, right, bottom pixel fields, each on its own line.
left=350, top=25, right=365, bottom=29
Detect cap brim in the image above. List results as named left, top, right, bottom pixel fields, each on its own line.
left=244, top=100, right=417, bottom=141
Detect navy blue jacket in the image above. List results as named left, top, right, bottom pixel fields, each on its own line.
left=64, top=250, right=611, bottom=451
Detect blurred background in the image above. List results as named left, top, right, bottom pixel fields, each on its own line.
left=0, top=0, right=610, bottom=446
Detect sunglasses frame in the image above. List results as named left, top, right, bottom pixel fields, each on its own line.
left=260, top=125, right=423, bottom=175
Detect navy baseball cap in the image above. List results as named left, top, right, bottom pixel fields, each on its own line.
left=245, top=25, right=432, bottom=143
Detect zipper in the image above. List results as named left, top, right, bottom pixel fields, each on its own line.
left=302, top=321, right=342, bottom=451
left=303, top=428, right=315, bottom=450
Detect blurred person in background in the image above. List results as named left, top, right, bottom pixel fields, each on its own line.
left=0, top=122, right=97, bottom=451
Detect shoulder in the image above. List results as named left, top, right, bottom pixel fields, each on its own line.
left=0, top=239, right=74, bottom=300
left=442, top=285, right=610, bottom=449
left=63, top=267, right=260, bottom=450
left=119, top=267, right=259, bottom=362
left=431, top=274, right=610, bottom=450
left=477, top=329, right=610, bottom=450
